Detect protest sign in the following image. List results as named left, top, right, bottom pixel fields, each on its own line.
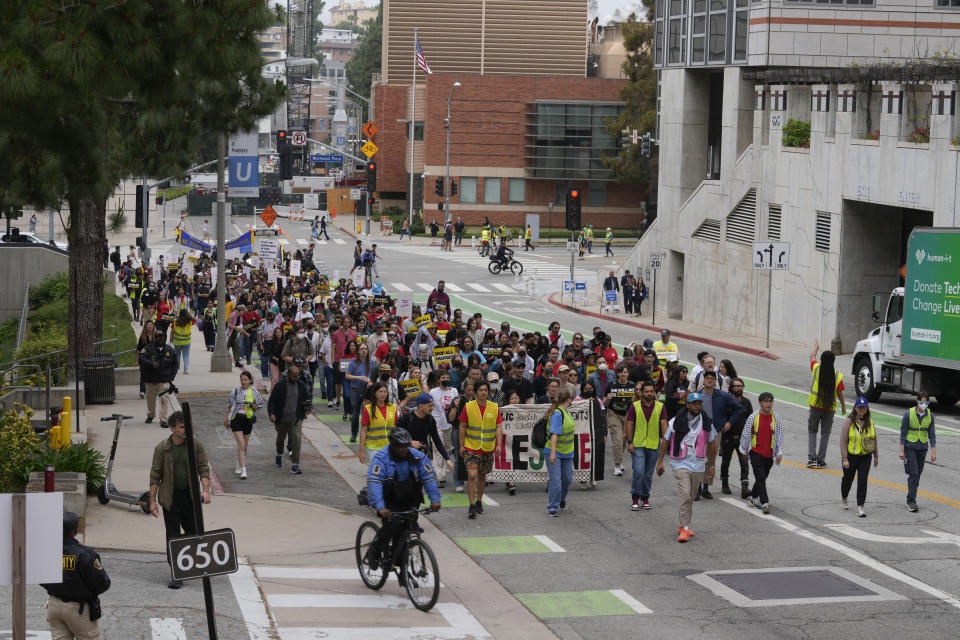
left=396, top=296, right=413, bottom=317
left=290, top=259, right=301, bottom=276
left=432, top=346, right=456, bottom=365
left=399, top=379, right=422, bottom=396
left=415, top=314, right=433, bottom=329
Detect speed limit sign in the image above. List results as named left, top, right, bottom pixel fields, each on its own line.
left=168, top=528, right=238, bottom=580
left=291, top=130, right=307, bottom=146
left=649, top=252, right=663, bottom=270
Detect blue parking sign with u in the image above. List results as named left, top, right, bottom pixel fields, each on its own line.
left=229, top=157, right=257, bottom=187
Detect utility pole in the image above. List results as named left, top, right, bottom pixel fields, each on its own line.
left=444, top=81, right=461, bottom=225
left=210, top=133, right=231, bottom=372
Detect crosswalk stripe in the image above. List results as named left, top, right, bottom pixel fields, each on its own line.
left=279, top=238, right=289, bottom=245
left=317, top=240, right=328, bottom=244
left=296, top=238, right=307, bottom=245
left=333, top=238, right=346, bottom=245
left=491, top=283, right=514, bottom=292
left=444, top=283, right=465, bottom=292
left=257, top=567, right=359, bottom=580
left=415, top=282, right=434, bottom=291
left=390, top=283, right=413, bottom=291
left=267, top=593, right=412, bottom=608
left=150, top=618, right=186, bottom=640
left=466, top=283, right=491, bottom=292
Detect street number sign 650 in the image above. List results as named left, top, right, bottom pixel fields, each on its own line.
left=168, top=528, right=238, bottom=581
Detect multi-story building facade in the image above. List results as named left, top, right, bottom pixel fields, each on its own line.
left=329, top=1, right=378, bottom=27
left=620, top=0, right=960, bottom=351
left=369, top=0, right=647, bottom=227
left=318, top=28, right=359, bottom=65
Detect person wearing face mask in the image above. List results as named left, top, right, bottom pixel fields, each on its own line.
left=281, top=322, right=315, bottom=388
left=501, top=360, right=534, bottom=403
left=900, top=392, right=937, bottom=513
left=487, top=372, right=504, bottom=405
left=427, top=371, right=459, bottom=486
left=588, top=356, right=616, bottom=402
left=267, top=365, right=311, bottom=474
left=139, top=331, right=179, bottom=428
left=378, top=364, right=407, bottom=407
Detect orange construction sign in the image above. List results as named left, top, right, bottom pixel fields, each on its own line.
left=260, top=205, right=278, bottom=228
left=362, top=121, right=378, bottom=139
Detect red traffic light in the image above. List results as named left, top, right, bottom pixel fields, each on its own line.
left=570, top=190, right=579, bottom=198
left=368, top=162, right=376, bottom=171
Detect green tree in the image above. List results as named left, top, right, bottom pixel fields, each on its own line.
left=0, top=1, right=284, bottom=361
left=345, top=3, right=383, bottom=101
left=605, top=6, right=658, bottom=185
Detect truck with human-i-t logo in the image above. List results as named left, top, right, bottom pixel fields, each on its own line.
left=852, top=228, right=960, bottom=406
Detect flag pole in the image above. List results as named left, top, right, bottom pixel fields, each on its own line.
left=408, top=28, right=418, bottom=227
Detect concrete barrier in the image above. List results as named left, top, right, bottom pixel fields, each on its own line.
left=27, top=472, right=87, bottom=520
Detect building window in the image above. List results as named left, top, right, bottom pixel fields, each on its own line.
left=407, top=121, right=424, bottom=141
left=588, top=182, right=606, bottom=207
left=529, top=102, right=622, bottom=181
left=937, top=0, right=960, bottom=5
left=483, top=178, right=502, bottom=204
left=508, top=179, right=526, bottom=204
left=786, top=0, right=873, bottom=4
left=460, top=177, right=477, bottom=204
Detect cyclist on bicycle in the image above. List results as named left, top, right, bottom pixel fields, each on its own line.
left=366, top=428, right=441, bottom=567
left=492, top=243, right=513, bottom=269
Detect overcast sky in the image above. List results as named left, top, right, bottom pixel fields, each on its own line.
left=319, top=1, right=644, bottom=27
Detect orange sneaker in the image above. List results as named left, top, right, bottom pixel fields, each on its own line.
left=678, top=528, right=690, bottom=543
left=684, top=526, right=695, bottom=538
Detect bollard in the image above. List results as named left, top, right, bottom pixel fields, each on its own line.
left=471, top=236, right=476, bottom=248
left=63, top=396, right=71, bottom=417
left=44, top=464, right=55, bottom=492
left=49, top=426, right=61, bottom=450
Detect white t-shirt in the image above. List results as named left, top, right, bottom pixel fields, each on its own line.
left=318, top=336, right=333, bottom=367
left=429, top=387, right=460, bottom=431
left=295, top=311, right=315, bottom=323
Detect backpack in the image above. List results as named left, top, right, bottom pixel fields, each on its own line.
left=531, top=415, right=549, bottom=450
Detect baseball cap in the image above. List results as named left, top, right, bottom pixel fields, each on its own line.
left=487, top=372, right=500, bottom=382
left=643, top=338, right=654, bottom=348
left=854, top=396, right=869, bottom=408
left=687, top=392, right=703, bottom=403
left=557, top=364, right=570, bottom=373
left=415, top=393, right=433, bottom=406
left=661, top=328, right=670, bottom=336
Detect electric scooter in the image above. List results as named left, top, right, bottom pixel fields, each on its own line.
left=96, top=414, right=152, bottom=514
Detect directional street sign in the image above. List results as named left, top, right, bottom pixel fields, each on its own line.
left=752, top=242, right=791, bottom=270
left=362, top=121, right=378, bottom=138
left=361, top=140, right=379, bottom=158
left=291, top=131, right=307, bottom=146
left=310, top=154, right=345, bottom=162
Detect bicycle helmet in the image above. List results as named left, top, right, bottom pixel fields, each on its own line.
left=388, top=428, right=412, bottom=446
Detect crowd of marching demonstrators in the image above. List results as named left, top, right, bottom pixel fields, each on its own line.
left=120, top=239, right=939, bottom=540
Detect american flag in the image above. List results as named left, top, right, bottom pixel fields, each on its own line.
left=415, top=35, right=432, bottom=74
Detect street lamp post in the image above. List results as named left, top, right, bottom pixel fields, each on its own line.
left=444, top=81, right=461, bottom=226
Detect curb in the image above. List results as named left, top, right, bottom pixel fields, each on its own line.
left=546, top=292, right=781, bottom=361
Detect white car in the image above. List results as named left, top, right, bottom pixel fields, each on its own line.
left=0, top=231, right=68, bottom=250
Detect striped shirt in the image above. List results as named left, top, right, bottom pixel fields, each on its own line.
left=738, top=411, right=785, bottom=458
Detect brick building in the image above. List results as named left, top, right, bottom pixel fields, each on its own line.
left=367, top=0, right=647, bottom=228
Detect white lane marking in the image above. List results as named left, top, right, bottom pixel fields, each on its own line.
left=150, top=618, right=186, bottom=640
left=444, top=283, right=465, bottom=292
left=466, top=283, right=491, bottom=292
left=825, top=524, right=960, bottom=547
left=296, top=238, right=307, bottom=245
left=267, top=593, right=413, bottom=608
left=533, top=534, right=566, bottom=553
left=481, top=495, right=499, bottom=506
left=317, top=240, right=328, bottom=245
left=721, top=497, right=960, bottom=610
left=491, top=283, right=514, bottom=292
left=415, top=282, right=434, bottom=291
left=0, top=633, right=51, bottom=639
left=333, top=238, right=347, bottom=245
left=233, top=224, right=242, bottom=235
left=390, top=283, right=414, bottom=292
left=688, top=566, right=906, bottom=607
left=609, top=589, right=653, bottom=614
left=228, top=561, right=276, bottom=640
left=279, top=238, right=289, bottom=245
left=256, top=566, right=359, bottom=580
left=276, top=603, right=490, bottom=639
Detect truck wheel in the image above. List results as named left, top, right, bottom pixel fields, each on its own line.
left=854, top=356, right=881, bottom=402
left=936, top=394, right=958, bottom=407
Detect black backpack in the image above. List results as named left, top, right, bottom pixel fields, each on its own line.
left=531, top=415, right=549, bottom=450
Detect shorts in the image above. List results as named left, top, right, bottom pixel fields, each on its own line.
left=464, top=450, right=494, bottom=474
left=230, top=415, right=254, bottom=435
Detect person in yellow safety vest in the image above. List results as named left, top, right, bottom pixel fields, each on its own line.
left=577, top=230, right=586, bottom=261
left=807, top=340, right=846, bottom=469
left=497, top=225, right=507, bottom=244
left=585, top=225, right=594, bottom=254
left=653, top=329, right=679, bottom=364
left=839, top=396, right=878, bottom=517
left=738, top=392, right=784, bottom=514
left=544, top=389, right=576, bottom=517
left=171, top=308, right=194, bottom=374
left=900, top=391, right=937, bottom=512
left=480, top=226, right=491, bottom=250
left=129, top=271, right=143, bottom=322
left=359, top=382, right=399, bottom=464
left=624, top=380, right=669, bottom=511
left=604, top=227, right=614, bottom=257
left=524, top=225, right=534, bottom=252
left=457, top=380, right=503, bottom=519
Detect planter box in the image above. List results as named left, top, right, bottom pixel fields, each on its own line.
left=26, top=471, right=87, bottom=520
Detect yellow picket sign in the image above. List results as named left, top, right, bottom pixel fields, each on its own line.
left=399, top=379, right=422, bottom=395
left=415, top=314, right=433, bottom=329
left=432, top=346, right=456, bottom=364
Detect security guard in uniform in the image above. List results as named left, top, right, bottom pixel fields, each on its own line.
left=41, top=512, right=111, bottom=640
left=365, top=429, right=441, bottom=574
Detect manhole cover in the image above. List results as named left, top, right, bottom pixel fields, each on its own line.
left=688, top=567, right=906, bottom=607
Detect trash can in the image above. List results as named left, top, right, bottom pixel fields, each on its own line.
left=82, top=354, right=116, bottom=404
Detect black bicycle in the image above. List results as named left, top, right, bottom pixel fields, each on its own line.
left=488, top=249, right=523, bottom=275
left=355, top=508, right=440, bottom=611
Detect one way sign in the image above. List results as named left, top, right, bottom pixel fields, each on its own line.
left=753, top=242, right=790, bottom=270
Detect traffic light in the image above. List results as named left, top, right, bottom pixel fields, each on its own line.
left=135, top=184, right=145, bottom=229
left=621, top=128, right=632, bottom=152
left=450, top=180, right=458, bottom=197
left=367, top=162, right=376, bottom=193
left=277, top=131, right=292, bottom=180
left=641, top=132, right=652, bottom=158
left=276, top=130, right=288, bottom=147
left=565, top=188, right=581, bottom=231
left=368, top=196, right=376, bottom=206
left=434, top=177, right=444, bottom=197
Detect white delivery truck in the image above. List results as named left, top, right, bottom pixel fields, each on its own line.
left=852, top=227, right=960, bottom=406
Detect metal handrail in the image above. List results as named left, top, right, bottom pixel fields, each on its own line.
left=15, top=285, right=29, bottom=351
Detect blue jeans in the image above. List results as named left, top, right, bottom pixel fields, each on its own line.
left=451, top=424, right=464, bottom=487
left=324, top=366, right=337, bottom=403
left=242, top=334, right=254, bottom=362
left=630, top=446, right=659, bottom=499
left=350, top=387, right=364, bottom=437
left=903, top=445, right=927, bottom=503
left=174, top=343, right=190, bottom=372
left=259, top=340, right=272, bottom=378
left=546, top=454, right=573, bottom=511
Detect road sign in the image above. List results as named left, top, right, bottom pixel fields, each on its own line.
left=310, top=154, right=344, bottom=162
left=260, top=205, right=278, bottom=228
left=168, top=528, right=238, bottom=581
left=631, top=129, right=639, bottom=144
left=228, top=131, right=259, bottom=198
left=649, top=252, right=663, bottom=270
left=566, top=241, right=579, bottom=252
left=361, top=140, right=379, bottom=158
left=753, top=242, right=791, bottom=270
left=563, top=280, right=574, bottom=291
left=291, top=131, right=307, bottom=146
left=362, top=121, right=378, bottom=138
left=350, top=188, right=361, bottom=199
